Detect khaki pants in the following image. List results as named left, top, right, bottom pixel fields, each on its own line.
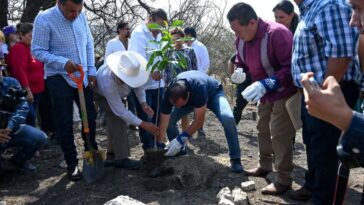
left=94, top=94, right=130, bottom=160
left=257, top=97, right=295, bottom=186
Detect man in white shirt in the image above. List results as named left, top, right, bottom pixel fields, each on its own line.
left=184, top=27, right=210, bottom=74
left=95, top=51, right=159, bottom=169
left=129, top=9, right=167, bottom=151
left=104, top=21, right=130, bottom=59
left=184, top=27, right=210, bottom=136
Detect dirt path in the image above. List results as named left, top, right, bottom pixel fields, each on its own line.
left=0, top=105, right=363, bottom=205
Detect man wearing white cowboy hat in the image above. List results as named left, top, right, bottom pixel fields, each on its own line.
left=95, top=50, right=159, bottom=169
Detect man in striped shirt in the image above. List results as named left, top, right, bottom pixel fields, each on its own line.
left=288, top=0, right=361, bottom=203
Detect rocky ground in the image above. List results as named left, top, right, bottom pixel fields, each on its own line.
left=0, top=105, right=364, bottom=205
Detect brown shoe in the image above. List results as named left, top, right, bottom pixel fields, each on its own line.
left=287, top=187, right=312, bottom=201
left=261, top=182, right=291, bottom=195
left=244, top=167, right=271, bottom=177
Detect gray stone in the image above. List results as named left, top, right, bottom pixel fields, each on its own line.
left=217, top=187, right=233, bottom=202
left=240, top=181, right=256, bottom=192
left=218, top=197, right=235, bottom=205
left=104, top=195, right=145, bottom=205
left=232, top=187, right=249, bottom=205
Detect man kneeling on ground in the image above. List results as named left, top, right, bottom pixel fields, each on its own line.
left=156, top=70, right=244, bottom=173
left=0, top=75, right=47, bottom=173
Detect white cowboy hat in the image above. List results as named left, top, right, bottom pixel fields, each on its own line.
left=106, top=51, right=149, bottom=88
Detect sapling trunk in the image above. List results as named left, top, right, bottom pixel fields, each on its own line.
left=154, top=80, right=161, bottom=149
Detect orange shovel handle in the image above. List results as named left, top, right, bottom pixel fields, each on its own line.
left=67, top=65, right=85, bottom=89
left=67, top=66, right=90, bottom=134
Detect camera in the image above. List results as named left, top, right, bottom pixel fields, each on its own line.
left=0, top=86, right=27, bottom=128
left=337, top=133, right=364, bottom=168
left=1, top=87, right=27, bottom=112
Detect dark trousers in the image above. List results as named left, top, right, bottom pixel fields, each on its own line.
left=26, top=93, right=41, bottom=127
left=233, top=78, right=251, bottom=124
left=127, top=92, right=137, bottom=114
left=38, top=83, right=55, bottom=134
left=302, top=81, right=358, bottom=204
left=46, top=75, right=97, bottom=171
left=134, top=87, right=163, bottom=150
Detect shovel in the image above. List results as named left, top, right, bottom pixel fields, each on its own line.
left=68, top=66, right=105, bottom=183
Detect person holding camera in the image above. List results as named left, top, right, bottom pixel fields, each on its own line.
left=289, top=0, right=360, bottom=203
left=0, top=75, right=47, bottom=173
left=301, top=0, right=364, bottom=168
left=301, top=72, right=359, bottom=135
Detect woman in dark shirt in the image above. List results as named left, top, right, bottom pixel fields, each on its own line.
left=273, top=0, right=299, bottom=34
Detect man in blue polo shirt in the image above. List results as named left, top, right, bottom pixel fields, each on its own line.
left=156, top=70, right=243, bottom=173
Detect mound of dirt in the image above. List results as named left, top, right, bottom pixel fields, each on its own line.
left=142, top=155, right=218, bottom=192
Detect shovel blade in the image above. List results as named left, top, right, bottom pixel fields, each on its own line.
left=82, top=150, right=105, bottom=183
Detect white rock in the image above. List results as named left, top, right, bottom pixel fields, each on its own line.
left=232, top=187, right=249, bottom=205
left=217, top=187, right=233, bottom=202
left=240, top=181, right=256, bottom=191
left=218, top=198, right=235, bottom=205
left=104, top=195, right=145, bottom=205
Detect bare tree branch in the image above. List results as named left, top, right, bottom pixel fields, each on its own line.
left=0, top=0, right=8, bottom=28
left=136, top=0, right=151, bottom=14
left=20, top=0, right=56, bottom=23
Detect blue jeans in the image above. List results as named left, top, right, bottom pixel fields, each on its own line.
left=134, top=87, right=164, bottom=150
left=46, top=75, right=97, bottom=171
left=167, top=88, right=241, bottom=160
left=302, top=81, right=358, bottom=204
left=26, top=93, right=41, bottom=127
left=0, top=124, right=47, bottom=166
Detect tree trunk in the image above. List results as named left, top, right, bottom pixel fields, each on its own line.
left=0, top=0, right=8, bottom=28
left=20, top=0, right=55, bottom=23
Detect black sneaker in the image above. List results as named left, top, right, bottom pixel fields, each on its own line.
left=67, top=167, right=82, bottom=181
left=230, top=159, right=244, bottom=173
left=114, top=158, right=140, bottom=170
left=22, top=161, right=37, bottom=172
left=9, top=160, right=37, bottom=173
